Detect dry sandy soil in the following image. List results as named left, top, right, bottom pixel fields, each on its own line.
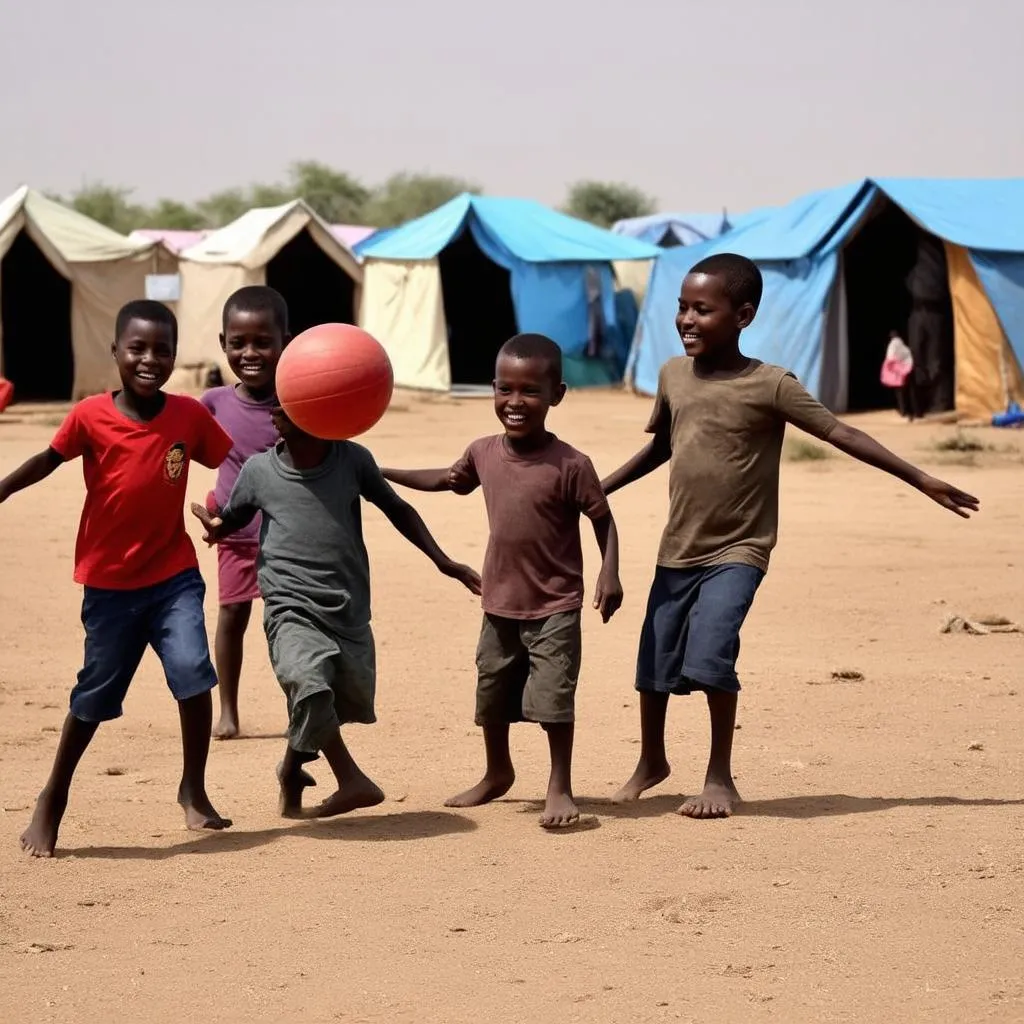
left=1, top=391, right=1022, bottom=1024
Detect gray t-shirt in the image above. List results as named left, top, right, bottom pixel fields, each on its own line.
left=224, top=441, right=403, bottom=634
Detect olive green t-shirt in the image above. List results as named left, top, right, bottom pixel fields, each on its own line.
left=647, top=357, right=839, bottom=572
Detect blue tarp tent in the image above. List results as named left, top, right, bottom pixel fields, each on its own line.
left=612, top=211, right=732, bottom=248
left=356, top=194, right=659, bottom=391
left=627, top=179, right=1024, bottom=421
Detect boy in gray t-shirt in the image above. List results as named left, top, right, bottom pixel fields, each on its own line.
left=193, top=406, right=480, bottom=819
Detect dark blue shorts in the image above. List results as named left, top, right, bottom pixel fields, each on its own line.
left=70, top=568, right=217, bottom=722
left=636, top=564, right=764, bottom=696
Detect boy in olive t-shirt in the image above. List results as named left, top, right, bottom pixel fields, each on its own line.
left=602, top=253, right=979, bottom=820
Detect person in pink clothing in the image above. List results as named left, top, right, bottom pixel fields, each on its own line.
left=880, top=330, right=918, bottom=421
left=200, top=287, right=289, bottom=739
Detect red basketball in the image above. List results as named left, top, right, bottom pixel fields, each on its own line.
left=276, top=324, right=394, bottom=440
left=0, top=377, right=13, bottom=414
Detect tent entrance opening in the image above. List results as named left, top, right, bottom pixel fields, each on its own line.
left=266, top=229, right=356, bottom=337
left=439, top=230, right=518, bottom=386
left=1, top=230, right=73, bottom=401
left=842, top=203, right=954, bottom=414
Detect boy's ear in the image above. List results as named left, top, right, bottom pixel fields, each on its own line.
left=551, top=381, right=568, bottom=406
left=218, top=333, right=227, bottom=351
left=736, top=302, right=757, bottom=330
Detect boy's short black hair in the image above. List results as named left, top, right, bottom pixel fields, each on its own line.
left=115, top=300, right=177, bottom=347
left=688, top=253, right=763, bottom=311
left=222, top=286, right=289, bottom=335
left=498, top=333, right=563, bottom=384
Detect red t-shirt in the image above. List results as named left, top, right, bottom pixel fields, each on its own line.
left=51, top=393, right=233, bottom=590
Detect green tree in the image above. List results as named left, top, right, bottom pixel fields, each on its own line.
left=363, top=172, right=480, bottom=228
left=144, top=198, right=205, bottom=230
left=57, top=183, right=146, bottom=234
left=564, top=180, right=657, bottom=228
left=287, top=161, right=370, bottom=223
left=194, top=188, right=251, bottom=228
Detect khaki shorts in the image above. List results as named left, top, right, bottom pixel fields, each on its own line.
left=475, top=611, right=582, bottom=725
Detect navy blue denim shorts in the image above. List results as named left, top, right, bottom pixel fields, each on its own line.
left=70, top=568, right=217, bottom=722
left=636, top=564, right=764, bottom=696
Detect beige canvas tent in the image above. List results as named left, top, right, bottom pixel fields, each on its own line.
left=175, top=200, right=362, bottom=383
left=0, top=186, right=174, bottom=401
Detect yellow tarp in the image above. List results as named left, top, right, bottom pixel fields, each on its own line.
left=944, top=242, right=1024, bottom=421
left=358, top=259, right=449, bottom=391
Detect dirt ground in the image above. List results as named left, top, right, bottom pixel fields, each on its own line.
left=1, top=390, right=1022, bottom=1024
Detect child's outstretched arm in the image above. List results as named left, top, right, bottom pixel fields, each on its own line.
left=381, top=466, right=476, bottom=495
left=826, top=423, right=979, bottom=517
left=190, top=501, right=259, bottom=545
left=380, top=496, right=481, bottom=594
left=601, top=426, right=671, bottom=496
left=0, top=448, right=64, bottom=503
left=590, top=511, right=623, bottom=623
left=364, top=451, right=480, bottom=593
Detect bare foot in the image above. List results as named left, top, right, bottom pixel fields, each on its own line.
left=276, top=761, right=317, bottom=819
left=19, top=788, right=67, bottom=858
left=177, top=787, right=233, bottom=831
left=212, top=712, right=239, bottom=740
left=611, top=759, right=671, bottom=803
left=308, top=778, right=385, bottom=818
left=540, top=791, right=580, bottom=829
left=444, top=771, right=515, bottom=808
left=678, top=779, right=740, bottom=819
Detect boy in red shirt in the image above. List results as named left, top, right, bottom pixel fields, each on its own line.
left=0, top=300, right=235, bottom=856
left=384, top=334, right=623, bottom=828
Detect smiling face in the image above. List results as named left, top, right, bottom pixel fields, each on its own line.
left=675, top=272, right=755, bottom=361
left=493, top=353, right=565, bottom=443
left=220, top=308, right=285, bottom=396
left=113, top=318, right=175, bottom=398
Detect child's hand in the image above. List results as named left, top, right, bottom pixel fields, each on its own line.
left=190, top=502, right=223, bottom=545
left=917, top=475, right=980, bottom=518
left=442, top=560, right=482, bottom=596
left=448, top=466, right=475, bottom=494
left=593, top=569, right=623, bottom=623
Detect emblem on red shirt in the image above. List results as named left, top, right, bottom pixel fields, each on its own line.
left=164, top=442, right=187, bottom=483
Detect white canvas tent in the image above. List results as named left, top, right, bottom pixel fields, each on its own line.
left=0, top=186, right=174, bottom=401
left=175, top=200, right=362, bottom=383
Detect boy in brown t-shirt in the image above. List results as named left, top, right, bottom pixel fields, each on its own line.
left=383, top=334, right=623, bottom=828
left=603, top=253, right=979, bottom=820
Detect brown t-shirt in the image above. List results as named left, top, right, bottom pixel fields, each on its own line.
left=648, top=358, right=839, bottom=572
left=451, top=434, right=610, bottom=620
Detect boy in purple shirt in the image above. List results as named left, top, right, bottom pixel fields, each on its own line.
left=384, top=334, right=623, bottom=829
left=200, top=287, right=288, bottom=739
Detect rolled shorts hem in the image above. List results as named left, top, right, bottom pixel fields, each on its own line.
left=473, top=710, right=576, bottom=727
left=636, top=668, right=740, bottom=696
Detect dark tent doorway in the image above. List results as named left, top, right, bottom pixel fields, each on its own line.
left=265, top=229, right=356, bottom=337
left=439, top=229, right=518, bottom=386
left=842, top=202, right=954, bottom=414
left=1, top=230, right=73, bottom=401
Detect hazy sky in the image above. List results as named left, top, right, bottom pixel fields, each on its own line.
left=1, top=0, right=1021, bottom=219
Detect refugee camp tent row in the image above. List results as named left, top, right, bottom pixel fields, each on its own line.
left=0, top=187, right=175, bottom=401
left=173, top=199, right=362, bottom=385
left=627, top=178, right=1024, bottom=421
left=356, top=194, right=659, bottom=392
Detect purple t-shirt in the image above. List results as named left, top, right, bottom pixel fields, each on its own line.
left=200, top=385, right=279, bottom=545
